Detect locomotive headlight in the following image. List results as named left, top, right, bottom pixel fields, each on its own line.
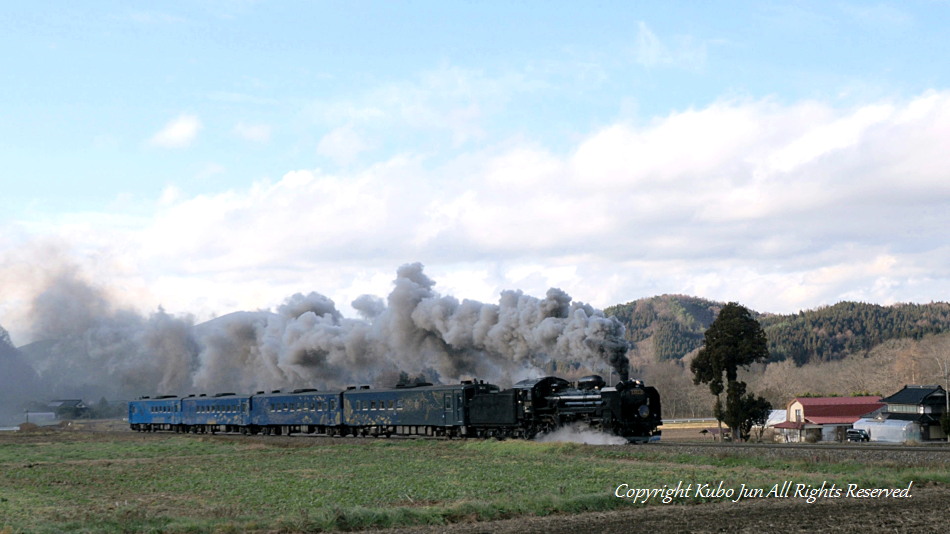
left=638, top=405, right=650, bottom=418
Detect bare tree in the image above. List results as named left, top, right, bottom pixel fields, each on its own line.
left=915, top=334, right=950, bottom=442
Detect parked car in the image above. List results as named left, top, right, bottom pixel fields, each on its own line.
left=846, top=428, right=870, bottom=442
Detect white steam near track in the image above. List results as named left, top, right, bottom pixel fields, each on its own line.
left=534, top=423, right=629, bottom=445
left=21, top=263, right=629, bottom=400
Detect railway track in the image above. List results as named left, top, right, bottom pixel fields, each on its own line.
left=654, top=440, right=950, bottom=454
left=650, top=439, right=950, bottom=468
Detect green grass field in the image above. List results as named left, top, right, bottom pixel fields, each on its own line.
left=1, top=433, right=948, bottom=533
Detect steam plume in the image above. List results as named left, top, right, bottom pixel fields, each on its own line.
left=15, top=263, right=630, bottom=399
left=535, top=423, right=629, bottom=445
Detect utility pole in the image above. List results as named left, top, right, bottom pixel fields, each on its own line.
left=935, top=355, right=950, bottom=443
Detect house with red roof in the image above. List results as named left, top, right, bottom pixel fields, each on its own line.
left=773, top=395, right=885, bottom=442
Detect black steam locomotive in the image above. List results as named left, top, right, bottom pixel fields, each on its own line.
left=129, top=374, right=662, bottom=443
left=469, top=375, right=662, bottom=442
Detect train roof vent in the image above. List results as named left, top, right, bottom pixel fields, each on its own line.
left=292, top=388, right=318, bottom=393
left=271, top=389, right=282, bottom=393
left=346, top=386, right=356, bottom=390
left=138, top=396, right=150, bottom=399
left=156, top=395, right=177, bottom=399
left=199, top=394, right=207, bottom=397
left=255, top=391, right=265, bottom=395
left=461, top=380, right=473, bottom=385
left=359, top=385, right=371, bottom=390
left=214, top=392, right=236, bottom=397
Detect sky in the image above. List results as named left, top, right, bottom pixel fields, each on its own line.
left=2, top=1, right=950, bottom=345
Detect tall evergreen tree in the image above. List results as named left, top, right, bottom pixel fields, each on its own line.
left=690, top=302, right=771, bottom=440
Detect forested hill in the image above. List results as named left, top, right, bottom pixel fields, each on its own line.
left=605, top=297, right=950, bottom=365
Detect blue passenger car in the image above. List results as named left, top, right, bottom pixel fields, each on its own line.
left=180, top=393, right=250, bottom=433
left=249, top=389, right=343, bottom=435
left=341, top=381, right=498, bottom=437
left=128, top=396, right=182, bottom=432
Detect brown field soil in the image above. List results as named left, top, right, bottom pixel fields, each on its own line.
left=364, top=423, right=950, bottom=533
left=364, top=486, right=950, bottom=534
left=2, top=424, right=948, bottom=533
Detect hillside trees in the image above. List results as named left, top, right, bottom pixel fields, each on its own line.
left=691, top=302, right=772, bottom=440
left=760, top=302, right=950, bottom=364
left=609, top=297, right=950, bottom=367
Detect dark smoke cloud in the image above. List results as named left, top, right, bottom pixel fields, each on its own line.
left=12, top=263, right=630, bottom=400
left=278, top=292, right=342, bottom=321
left=19, top=271, right=199, bottom=400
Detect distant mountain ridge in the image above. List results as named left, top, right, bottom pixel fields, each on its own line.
left=605, top=296, right=950, bottom=364
left=0, top=326, right=41, bottom=415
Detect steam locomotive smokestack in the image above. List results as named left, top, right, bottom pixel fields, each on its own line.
left=606, top=333, right=630, bottom=382
left=617, top=366, right=629, bottom=383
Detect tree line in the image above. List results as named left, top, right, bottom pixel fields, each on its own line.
left=606, top=297, right=950, bottom=366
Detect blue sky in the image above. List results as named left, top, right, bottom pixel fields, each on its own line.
left=3, top=1, right=950, bottom=343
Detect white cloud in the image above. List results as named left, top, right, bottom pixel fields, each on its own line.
left=233, top=121, right=272, bottom=143
left=149, top=115, right=202, bottom=148
left=195, top=163, right=226, bottom=182
left=6, top=91, right=950, bottom=342
left=139, top=92, right=950, bottom=313
left=316, top=125, right=370, bottom=166
left=305, top=66, right=539, bottom=154
left=762, top=103, right=893, bottom=174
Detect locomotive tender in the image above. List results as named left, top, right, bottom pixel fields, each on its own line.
left=128, top=374, right=661, bottom=443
